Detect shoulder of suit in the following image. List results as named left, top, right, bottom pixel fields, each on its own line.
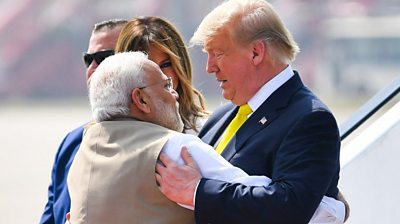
left=64, top=123, right=86, bottom=138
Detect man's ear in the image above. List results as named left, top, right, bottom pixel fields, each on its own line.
left=131, top=88, right=151, bottom=113
left=251, top=40, right=266, bottom=66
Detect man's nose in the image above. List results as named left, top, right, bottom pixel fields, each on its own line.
left=86, top=67, right=97, bottom=81
left=206, top=54, right=217, bottom=74
left=86, top=61, right=99, bottom=80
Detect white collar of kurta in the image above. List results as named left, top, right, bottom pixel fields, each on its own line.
left=247, top=64, right=294, bottom=116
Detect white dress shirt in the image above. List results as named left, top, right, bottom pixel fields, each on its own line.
left=215, top=65, right=294, bottom=144
left=162, top=133, right=345, bottom=224
left=248, top=64, right=294, bottom=115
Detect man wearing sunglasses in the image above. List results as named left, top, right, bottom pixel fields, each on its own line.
left=39, top=19, right=127, bottom=224
left=83, top=50, right=114, bottom=76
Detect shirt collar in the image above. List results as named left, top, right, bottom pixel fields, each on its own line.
left=248, top=64, right=294, bottom=114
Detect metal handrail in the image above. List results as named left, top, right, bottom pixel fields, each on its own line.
left=339, top=75, right=400, bottom=140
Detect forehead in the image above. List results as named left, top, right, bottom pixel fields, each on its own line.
left=204, top=29, right=232, bottom=52
left=148, top=44, right=169, bottom=63
left=87, top=28, right=121, bottom=53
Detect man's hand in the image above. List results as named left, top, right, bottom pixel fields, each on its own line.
left=156, top=147, right=201, bottom=207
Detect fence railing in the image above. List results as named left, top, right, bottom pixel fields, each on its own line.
left=339, top=75, right=400, bottom=140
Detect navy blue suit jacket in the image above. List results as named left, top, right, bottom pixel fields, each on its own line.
left=39, top=125, right=84, bottom=224
left=196, top=73, right=341, bottom=224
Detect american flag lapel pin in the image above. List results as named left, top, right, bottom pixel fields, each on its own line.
left=259, top=116, right=267, bottom=125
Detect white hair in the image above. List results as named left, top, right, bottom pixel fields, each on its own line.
left=190, top=0, right=299, bottom=64
left=89, top=51, right=147, bottom=122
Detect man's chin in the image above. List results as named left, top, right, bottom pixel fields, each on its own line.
left=222, top=91, right=233, bottom=101
left=163, top=118, right=183, bottom=133
left=176, top=125, right=184, bottom=133
left=172, top=121, right=184, bottom=133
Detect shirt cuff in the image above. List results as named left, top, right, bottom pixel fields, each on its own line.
left=177, top=179, right=201, bottom=211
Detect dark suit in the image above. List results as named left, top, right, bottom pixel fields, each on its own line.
left=39, top=125, right=84, bottom=224
left=196, top=72, right=341, bottom=224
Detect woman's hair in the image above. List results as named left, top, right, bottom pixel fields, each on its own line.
left=115, top=16, right=208, bottom=132
left=190, top=0, right=299, bottom=64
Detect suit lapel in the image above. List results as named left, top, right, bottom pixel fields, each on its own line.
left=221, top=103, right=280, bottom=160
left=202, top=105, right=238, bottom=147
left=222, top=73, right=304, bottom=161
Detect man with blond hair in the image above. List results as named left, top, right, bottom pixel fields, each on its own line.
left=156, top=0, right=349, bottom=223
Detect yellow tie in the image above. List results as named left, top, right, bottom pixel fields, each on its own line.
left=215, top=104, right=252, bottom=154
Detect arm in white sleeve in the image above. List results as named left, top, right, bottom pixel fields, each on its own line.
left=161, top=133, right=344, bottom=223
left=162, top=134, right=271, bottom=185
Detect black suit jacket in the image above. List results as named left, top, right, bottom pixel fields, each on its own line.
left=196, top=72, right=341, bottom=224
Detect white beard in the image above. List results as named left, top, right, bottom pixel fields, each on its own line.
left=153, top=97, right=184, bottom=132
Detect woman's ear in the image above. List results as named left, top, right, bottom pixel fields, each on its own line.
left=251, top=40, right=266, bottom=66
left=131, top=88, right=151, bottom=114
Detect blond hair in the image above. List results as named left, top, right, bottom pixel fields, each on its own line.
left=190, top=0, right=300, bottom=64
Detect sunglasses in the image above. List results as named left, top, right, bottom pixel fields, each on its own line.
left=83, top=50, right=114, bottom=68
